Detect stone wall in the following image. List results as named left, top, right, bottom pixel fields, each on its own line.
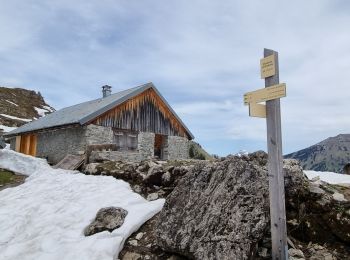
left=16, top=122, right=188, bottom=163
left=87, top=132, right=189, bottom=163
left=84, top=124, right=114, bottom=145
left=89, top=150, right=143, bottom=163
left=166, top=136, right=189, bottom=160
left=9, top=137, right=16, bottom=150
left=138, top=132, right=155, bottom=159
left=36, top=126, right=86, bottom=164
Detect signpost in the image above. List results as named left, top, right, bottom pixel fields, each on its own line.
left=244, top=49, right=288, bottom=260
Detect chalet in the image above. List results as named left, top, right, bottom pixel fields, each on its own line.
left=5, top=83, right=194, bottom=164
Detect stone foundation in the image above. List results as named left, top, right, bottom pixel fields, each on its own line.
left=166, top=136, right=189, bottom=160
left=90, top=150, right=143, bottom=163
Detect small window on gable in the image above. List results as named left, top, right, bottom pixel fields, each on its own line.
left=113, top=129, right=138, bottom=151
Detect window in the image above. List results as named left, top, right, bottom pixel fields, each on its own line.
left=113, top=129, right=138, bottom=151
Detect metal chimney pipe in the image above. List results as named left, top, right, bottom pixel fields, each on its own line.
left=102, top=85, right=112, bottom=98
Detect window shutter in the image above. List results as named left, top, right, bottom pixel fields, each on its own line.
left=127, top=134, right=137, bottom=150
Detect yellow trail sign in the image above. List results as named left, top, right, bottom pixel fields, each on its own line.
left=244, top=83, right=286, bottom=105
left=249, top=103, right=266, bottom=118
left=260, top=54, right=276, bottom=78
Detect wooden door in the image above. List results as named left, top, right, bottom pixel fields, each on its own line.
left=19, top=134, right=37, bottom=156
left=154, top=134, right=166, bottom=159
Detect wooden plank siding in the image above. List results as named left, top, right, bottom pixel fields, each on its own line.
left=18, top=134, right=37, bottom=156
left=91, top=88, right=190, bottom=139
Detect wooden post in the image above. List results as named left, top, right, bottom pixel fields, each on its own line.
left=264, top=48, right=288, bottom=259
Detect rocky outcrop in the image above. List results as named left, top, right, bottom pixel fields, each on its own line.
left=155, top=153, right=270, bottom=259
left=83, top=160, right=195, bottom=199
left=286, top=174, right=350, bottom=244
left=84, top=207, right=128, bottom=236
left=153, top=152, right=350, bottom=260
left=85, top=153, right=350, bottom=259
left=0, top=86, right=55, bottom=133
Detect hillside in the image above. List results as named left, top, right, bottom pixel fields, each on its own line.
left=0, top=87, right=55, bottom=134
left=284, top=134, right=350, bottom=173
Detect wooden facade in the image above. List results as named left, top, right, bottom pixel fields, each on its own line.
left=16, top=133, right=37, bottom=156
left=91, top=88, right=190, bottom=139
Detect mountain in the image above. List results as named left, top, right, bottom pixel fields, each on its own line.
left=0, top=87, right=55, bottom=134
left=188, top=141, right=213, bottom=160
left=284, top=134, right=350, bottom=173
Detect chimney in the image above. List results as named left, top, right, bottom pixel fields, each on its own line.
left=102, top=85, right=112, bottom=98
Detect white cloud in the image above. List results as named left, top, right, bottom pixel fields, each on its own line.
left=0, top=0, right=350, bottom=155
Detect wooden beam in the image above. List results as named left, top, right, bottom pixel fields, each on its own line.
left=15, top=136, right=21, bottom=152
left=264, top=48, right=288, bottom=260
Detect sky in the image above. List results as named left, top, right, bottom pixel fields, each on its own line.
left=1, top=0, right=350, bottom=156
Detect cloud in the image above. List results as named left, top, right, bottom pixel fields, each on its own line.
left=0, top=0, right=350, bottom=155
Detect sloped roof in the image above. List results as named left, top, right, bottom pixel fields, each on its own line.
left=5, top=83, right=194, bottom=139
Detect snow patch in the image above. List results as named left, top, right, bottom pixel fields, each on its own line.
left=43, top=105, right=55, bottom=112
left=0, top=150, right=165, bottom=260
left=4, top=100, right=18, bottom=106
left=0, top=114, right=32, bottom=122
left=235, top=150, right=249, bottom=157
left=34, top=106, right=50, bottom=117
left=0, top=124, right=17, bottom=133
left=304, top=170, right=350, bottom=184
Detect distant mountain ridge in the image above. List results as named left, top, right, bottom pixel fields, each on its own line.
left=284, top=134, right=350, bottom=173
left=0, top=87, right=55, bottom=134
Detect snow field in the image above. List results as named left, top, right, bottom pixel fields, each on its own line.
left=0, top=150, right=164, bottom=260
left=304, top=170, right=350, bottom=184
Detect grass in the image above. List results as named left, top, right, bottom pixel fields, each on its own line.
left=0, top=169, right=16, bottom=186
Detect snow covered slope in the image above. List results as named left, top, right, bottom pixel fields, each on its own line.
left=304, top=170, right=350, bottom=184
left=0, top=150, right=164, bottom=260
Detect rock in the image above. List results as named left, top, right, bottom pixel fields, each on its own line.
left=144, top=165, right=164, bottom=186
left=121, top=252, right=143, bottom=260
left=161, top=171, right=172, bottom=186
left=167, top=256, right=184, bottom=260
left=128, top=239, right=138, bottom=246
left=248, top=150, right=268, bottom=166
left=311, top=176, right=321, bottom=182
left=156, top=156, right=269, bottom=259
left=84, top=207, right=128, bottom=236
left=332, top=192, right=347, bottom=202
left=137, top=163, right=149, bottom=173
left=84, top=163, right=100, bottom=175
left=147, top=161, right=158, bottom=168
left=135, top=232, right=144, bottom=240
left=288, top=248, right=305, bottom=258
left=147, top=193, right=159, bottom=201
left=309, top=184, right=326, bottom=195
left=258, top=247, right=269, bottom=258
left=133, top=185, right=142, bottom=194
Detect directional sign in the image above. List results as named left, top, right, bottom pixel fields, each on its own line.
left=244, top=83, right=286, bottom=105
left=246, top=48, right=288, bottom=260
left=260, top=54, right=276, bottom=78
left=249, top=103, right=266, bottom=118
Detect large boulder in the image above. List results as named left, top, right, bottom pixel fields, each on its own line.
left=84, top=207, right=128, bottom=236
left=155, top=155, right=270, bottom=259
